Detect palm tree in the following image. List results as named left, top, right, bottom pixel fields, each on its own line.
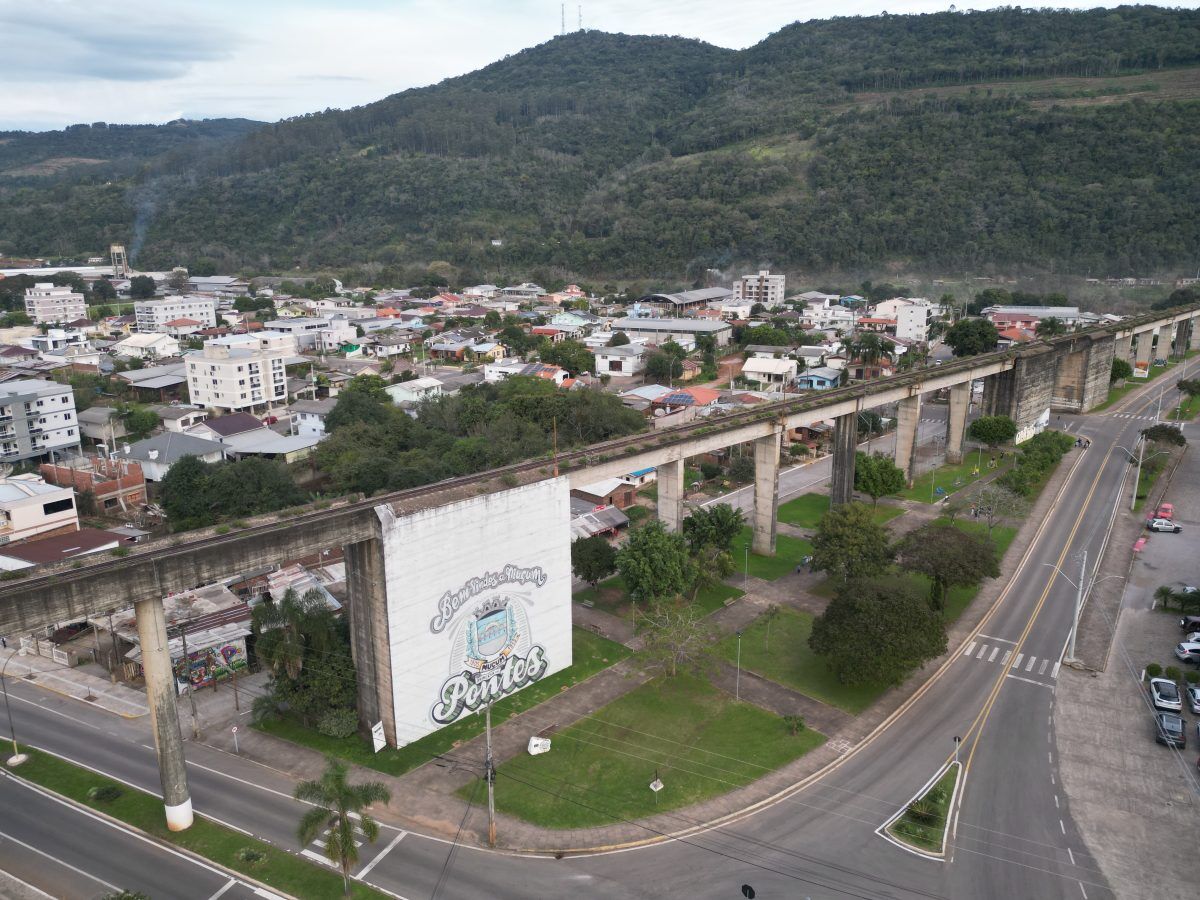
left=847, top=332, right=894, bottom=379
left=296, top=757, right=392, bottom=896
left=251, top=587, right=336, bottom=681
left=1154, top=585, right=1181, bottom=612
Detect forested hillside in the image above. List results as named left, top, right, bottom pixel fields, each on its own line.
left=1, top=6, right=1199, bottom=280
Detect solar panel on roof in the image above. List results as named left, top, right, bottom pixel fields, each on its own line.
left=662, top=392, right=693, bottom=405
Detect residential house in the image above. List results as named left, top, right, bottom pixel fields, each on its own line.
left=385, top=377, right=444, bottom=405
left=77, top=406, right=126, bottom=447
left=500, top=282, right=545, bottom=300
left=185, top=275, right=249, bottom=296
left=571, top=478, right=638, bottom=510
left=117, top=362, right=188, bottom=401
left=367, top=332, right=414, bottom=359
left=186, top=412, right=264, bottom=443
left=996, top=326, right=1037, bottom=349
left=741, top=357, right=798, bottom=388
left=569, top=497, right=629, bottom=539
left=29, top=328, right=88, bottom=353
left=113, top=432, right=225, bottom=481
left=289, top=398, right=338, bottom=438
left=113, top=332, right=181, bottom=361
left=0, top=527, right=120, bottom=571
left=463, top=284, right=499, bottom=299
left=162, top=318, right=205, bottom=339
left=0, top=345, right=39, bottom=365
left=983, top=306, right=1080, bottom=329
left=620, top=467, right=656, bottom=488
left=40, top=456, right=147, bottom=514
left=592, top=344, right=647, bottom=377
left=219, top=428, right=319, bottom=463
left=0, top=474, right=79, bottom=542
left=874, top=298, right=932, bottom=343
left=151, top=404, right=210, bottom=433
left=795, top=291, right=840, bottom=306
left=530, top=326, right=565, bottom=344
left=651, top=386, right=721, bottom=414
left=795, top=366, right=841, bottom=390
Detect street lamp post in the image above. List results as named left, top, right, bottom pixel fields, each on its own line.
left=735, top=631, right=743, bottom=702
left=1044, top=554, right=1124, bottom=665
left=1, top=648, right=28, bottom=766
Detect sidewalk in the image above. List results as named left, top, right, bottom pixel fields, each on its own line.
left=0, top=647, right=147, bottom=718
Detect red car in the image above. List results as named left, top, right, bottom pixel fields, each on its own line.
left=1156, top=502, right=1175, bottom=520
left=262, top=415, right=279, bottom=426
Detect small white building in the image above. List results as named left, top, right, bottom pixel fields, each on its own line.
left=741, top=356, right=798, bottom=388
left=289, top=398, right=338, bottom=438
left=113, top=332, right=181, bottom=361
left=0, top=474, right=78, bottom=542
left=592, top=344, right=646, bottom=377
left=386, top=377, right=444, bottom=405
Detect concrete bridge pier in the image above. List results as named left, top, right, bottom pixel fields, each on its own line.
left=945, top=382, right=971, bottom=464
left=134, top=597, right=193, bottom=831
left=1134, top=329, right=1155, bottom=369
left=657, top=458, right=685, bottom=532
left=1173, top=321, right=1191, bottom=359
left=1191, top=319, right=1200, bottom=352
left=894, top=394, right=922, bottom=484
left=751, top=428, right=782, bottom=556
left=830, top=413, right=858, bottom=506
left=1114, top=332, right=1133, bottom=363
left=345, top=534, right=396, bottom=746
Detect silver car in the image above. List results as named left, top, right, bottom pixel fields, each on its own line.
left=1150, top=677, right=1183, bottom=712
left=1187, top=685, right=1200, bottom=715
left=1175, top=642, right=1200, bottom=665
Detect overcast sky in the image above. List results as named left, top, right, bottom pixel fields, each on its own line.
left=1, top=0, right=1192, bottom=131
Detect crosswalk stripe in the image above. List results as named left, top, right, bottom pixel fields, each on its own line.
left=1038, top=659, right=1049, bottom=675
left=1026, top=656, right=1036, bottom=672
left=963, top=641, right=977, bottom=657
left=976, top=644, right=988, bottom=659
left=1002, top=650, right=1012, bottom=666
left=1052, top=661, right=1061, bottom=679
left=988, top=646, right=1000, bottom=662
left=1011, top=653, right=1024, bottom=669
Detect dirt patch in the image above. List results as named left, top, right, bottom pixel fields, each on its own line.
left=3, top=156, right=108, bottom=177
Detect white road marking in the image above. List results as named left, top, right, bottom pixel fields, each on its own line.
left=1025, top=655, right=1037, bottom=672
left=963, top=641, right=977, bottom=657
left=254, top=890, right=285, bottom=900
left=1060, top=819, right=1066, bottom=834
left=0, top=828, right=120, bottom=891
left=1049, top=751, right=1054, bottom=765
left=1011, top=653, right=1024, bottom=669
left=1002, top=650, right=1012, bottom=666
left=976, top=644, right=988, bottom=659
left=988, top=646, right=1000, bottom=662
left=301, top=847, right=338, bottom=868
left=1068, top=847, right=1076, bottom=866
left=1039, top=659, right=1049, bottom=675
left=1080, top=882, right=1088, bottom=899
left=207, top=879, right=237, bottom=900
left=1051, top=773, right=1056, bottom=785
left=356, top=830, right=407, bottom=880
left=978, top=634, right=1016, bottom=645
left=1052, top=662, right=1061, bottom=679
left=1054, top=795, right=1059, bottom=809
left=1006, top=673, right=1055, bottom=689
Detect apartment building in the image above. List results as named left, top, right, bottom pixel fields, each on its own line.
left=185, top=332, right=294, bottom=412
left=873, top=298, right=932, bottom=343
left=0, top=379, right=80, bottom=462
left=135, top=295, right=218, bottom=333
left=24, top=283, right=88, bottom=324
left=732, top=270, right=787, bottom=309
left=263, top=317, right=356, bottom=351
left=0, top=474, right=78, bottom=543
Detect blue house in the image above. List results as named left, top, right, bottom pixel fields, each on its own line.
left=795, top=366, right=841, bottom=390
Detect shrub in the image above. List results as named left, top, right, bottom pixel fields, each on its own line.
left=783, top=715, right=806, bottom=735
left=1165, top=665, right=1182, bottom=683
left=316, top=708, right=358, bottom=739
left=626, top=506, right=650, bottom=523
left=236, top=847, right=266, bottom=864
left=1186, top=671, right=1200, bottom=685
left=699, top=461, right=721, bottom=481
left=109, top=547, right=130, bottom=557
left=87, top=785, right=123, bottom=803
left=1145, top=663, right=1163, bottom=679
left=906, top=799, right=938, bottom=825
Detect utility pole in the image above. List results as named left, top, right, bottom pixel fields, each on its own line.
left=1130, top=435, right=1145, bottom=511
left=178, top=624, right=200, bottom=739
left=107, top=613, right=120, bottom=684
left=1066, top=551, right=1086, bottom=663
left=485, top=700, right=496, bottom=848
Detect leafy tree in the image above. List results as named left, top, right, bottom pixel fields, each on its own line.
left=944, top=318, right=999, bottom=357
left=539, top=339, right=593, bottom=375
left=809, top=577, right=947, bottom=686
left=681, top=503, right=745, bottom=553
left=119, top=404, right=159, bottom=440
left=636, top=603, right=715, bottom=678
left=616, top=520, right=692, bottom=605
left=128, top=275, right=156, bottom=299
left=571, top=535, right=617, bottom=587
left=1111, top=358, right=1133, bottom=382
left=1177, top=378, right=1200, bottom=399
left=159, top=455, right=213, bottom=531
left=205, top=458, right=305, bottom=518
left=296, top=757, right=391, bottom=897
left=856, top=411, right=883, bottom=437
left=688, top=544, right=734, bottom=602
left=969, top=484, right=1028, bottom=538
left=644, top=350, right=683, bottom=383
left=167, top=269, right=190, bottom=292
left=252, top=587, right=338, bottom=682
left=326, top=388, right=396, bottom=431
left=895, top=523, right=1000, bottom=613
left=762, top=603, right=781, bottom=652
left=607, top=331, right=630, bottom=347
left=968, top=415, right=1017, bottom=448
left=853, top=452, right=906, bottom=506
left=728, top=454, right=755, bottom=483
left=811, top=502, right=893, bottom=582
left=89, top=279, right=117, bottom=302
left=1035, top=317, right=1068, bottom=337
left=1143, top=423, right=1186, bottom=447
left=341, top=373, right=391, bottom=402
left=233, top=296, right=275, bottom=314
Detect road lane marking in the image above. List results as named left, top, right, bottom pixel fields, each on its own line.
left=1002, top=650, right=1012, bottom=666
left=301, top=848, right=338, bottom=868
left=988, top=646, right=1000, bottom=662
left=1059, top=819, right=1066, bottom=835
left=356, top=830, right=407, bottom=880
left=207, top=879, right=237, bottom=900
left=1011, top=653, right=1024, bottom=669
left=0, top=827, right=120, bottom=891
left=1006, top=673, right=1055, bottom=689
left=1054, top=794, right=1059, bottom=809
left=976, top=644, right=988, bottom=659
left=1025, top=655, right=1036, bottom=672
left=1080, top=883, right=1088, bottom=899
left=963, top=641, right=977, bottom=657
left=1038, top=659, right=1049, bottom=675
left=978, top=634, right=1016, bottom=645
left=1052, top=662, right=1061, bottom=679
left=1067, top=847, right=1075, bottom=865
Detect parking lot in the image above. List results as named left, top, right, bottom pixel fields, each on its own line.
left=1054, top=447, right=1200, bottom=899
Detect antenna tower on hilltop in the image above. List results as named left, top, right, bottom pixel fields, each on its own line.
left=578, top=5, right=582, bottom=29
left=561, top=3, right=565, bottom=35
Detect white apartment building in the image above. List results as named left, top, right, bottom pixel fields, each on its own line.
left=874, top=298, right=932, bottom=343
left=733, top=270, right=786, bottom=308
left=0, top=474, right=78, bottom=543
left=803, top=305, right=857, bottom=334
left=24, top=283, right=87, bottom=324
left=186, top=332, right=295, bottom=412
left=264, top=317, right=357, bottom=352
left=0, top=379, right=80, bottom=462
left=135, top=295, right=218, bottom=333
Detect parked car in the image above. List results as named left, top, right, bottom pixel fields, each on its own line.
left=1150, top=676, right=1183, bottom=712
left=1187, top=685, right=1200, bottom=715
left=1175, top=643, right=1200, bottom=664
left=1148, top=518, right=1182, bottom=533
left=1156, top=502, right=1176, bottom=520
left=1180, top=615, right=1200, bottom=632
left=1155, top=712, right=1186, bottom=748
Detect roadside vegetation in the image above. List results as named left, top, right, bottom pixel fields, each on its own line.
left=887, top=764, right=960, bottom=854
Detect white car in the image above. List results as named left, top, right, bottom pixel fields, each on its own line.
left=1175, top=642, right=1200, bottom=665
left=1148, top=518, right=1182, bottom=534
left=1187, top=685, right=1200, bottom=715
left=1150, top=676, right=1183, bottom=712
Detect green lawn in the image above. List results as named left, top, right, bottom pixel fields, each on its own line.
left=715, top=606, right=888, bottom=713
left=575, top=574, right=743, bottom=618
left=902, top=456, right=1008, bottom=503
left=1168, top=393, right=1200, bottom=421
left=731, top=526, right=813, bottom=580
left=888, top=764, right=960, bottom=854
left=1096, top=361, right=1175, bottom=411
left=476, top=674, right=825, bottom=828
left=777, top=492, right=904, bottom=528
left=15, top=749, right=387, bottom=899
left=638, top=468, right=703, bottom=500
left=256, top=628, right=630, bottom=778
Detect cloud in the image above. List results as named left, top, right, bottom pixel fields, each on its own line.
left=0, top=0, right=235, bottom=82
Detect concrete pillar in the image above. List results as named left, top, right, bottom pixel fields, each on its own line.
left=894, top=395, right=922, bottom=483
left=134, top=597, right=193, bottom=832
left=751, top=430, right=781, bottom=556
left=981, top=370, right=1015, bottom=418
left=657, top=458, right=685, bottom=532
left=1190, top=317, right=1200, bottom=351
left=830, top=414, right=858, bottom=506
left=945, top=382, right=970, bottom=464
left=345, top=537, right=395, bottom=746
left=1134, top=329, right=1154, bottom=368
left=1114, top=333, right=1133, bottom=364
left=1173, top=321, right=1190, bottom=359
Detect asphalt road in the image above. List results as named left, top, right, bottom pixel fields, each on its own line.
left=1, top=367, right=1191, bottom=899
